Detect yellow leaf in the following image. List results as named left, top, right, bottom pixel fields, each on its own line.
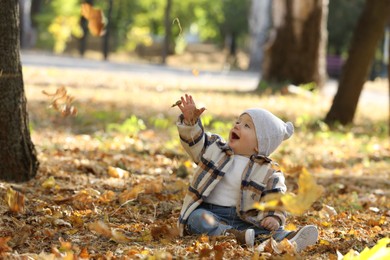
left=358, top=237, right=390, bottom=260
left=253, top=199, right=282, bottom=212
left=42, top=176, right=56, bottom=189
left=281, top=168, right=324, bottom=215
left=319, top=239, right=331, bottom=246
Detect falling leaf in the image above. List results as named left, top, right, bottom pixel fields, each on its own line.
left=281, top=168, right=324, bottom=215
left=42, top=86, right=77, bottom=117
left=5, top=187, right=25, bottom=213
left=192, top=69, right=200, bottom=77
left=81, top=3, right=106, bottom=36
left=341, top=237, right=390, bottom=259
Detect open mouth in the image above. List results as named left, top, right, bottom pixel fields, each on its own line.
left=231, top=132, right=240, bottom=140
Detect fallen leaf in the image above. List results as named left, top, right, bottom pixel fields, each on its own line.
left=5, top=187, right=25, bottom=213
left=107, top=166, right=130, bottom=178
left=88, top=221, right=112, bottom=238
left=0, top=237, right=12, bottom=253
left=42, top=176, right=56, bottom=189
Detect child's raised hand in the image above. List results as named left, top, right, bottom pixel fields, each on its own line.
left=261, top=216, right=280, bottom=231
left=177, top=94, right=205, bottom=125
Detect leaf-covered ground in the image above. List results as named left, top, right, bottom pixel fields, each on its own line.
left=1, top=65, right=389, bottom=259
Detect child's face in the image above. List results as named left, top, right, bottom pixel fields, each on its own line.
left=228, top=113, right=258, bottom=156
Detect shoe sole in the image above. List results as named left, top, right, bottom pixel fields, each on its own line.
left=245, top=229, right=255, bottom=247
left=288, top=225, right=318, bottom=252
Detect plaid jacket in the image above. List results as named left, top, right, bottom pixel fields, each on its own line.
left=177, top=115, right=287, bottom=236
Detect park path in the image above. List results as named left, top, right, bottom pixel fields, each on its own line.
left=20, top=50, right=387, bottom=106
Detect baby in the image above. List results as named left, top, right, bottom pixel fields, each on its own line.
left=175, top=94, right=318, bottom=252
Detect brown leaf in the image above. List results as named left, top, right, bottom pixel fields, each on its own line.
left=0, top=237, right=12, bottom=253
left=118, top=185, right=145, bottom=204
left=171, top=100, right=182, bottom=107
left=42, top=86, right=77, bottom=117
left=79, top=247, right=89, bottom=259
left=88, top=221, right=112, bottom=238
left=5, top=187, right=25, bottom=213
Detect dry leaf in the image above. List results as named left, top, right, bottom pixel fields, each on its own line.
left=5, top=187, right=25, bottom=213
left=107, top=166, right=130, bottom=178
left=42, top=86, right=77, bottom=117
left=0, top=237, right=12, bottom=253
left=111, top=229, right=132, bottom=243
left=42, top=176, right=56, bottom=189
left=88, top=221, right=112, bottom=238
left=118, top=185, right=145, bottom=204
left=171, top=100, right=182, bottom=107
left=81, top=3, right=106, bottom=36
left=282, top=168, right=324, bottom=215
left=79, top=247, right=89, bottom=259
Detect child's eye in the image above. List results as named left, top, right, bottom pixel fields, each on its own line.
left=245, top=124, right=250, bottom=128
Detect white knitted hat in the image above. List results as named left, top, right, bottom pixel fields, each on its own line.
left=243, top=108, right=294, bottom=156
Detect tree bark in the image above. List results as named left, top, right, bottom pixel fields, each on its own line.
left=0, top=0, right=39, bottom=182
left=325, top=0, right=390, bottom=125
left=261, top=0, right=327, bottom=88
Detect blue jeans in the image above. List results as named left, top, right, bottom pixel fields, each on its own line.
left=186, top=202, right=291, bottom=242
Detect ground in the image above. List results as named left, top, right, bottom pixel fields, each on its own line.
left=0, top=53, right=389, bottom=259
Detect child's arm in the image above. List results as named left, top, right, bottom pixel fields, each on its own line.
left=258, top=170, right=287, bottom=228
left=175, top=94, right=206, bottom=163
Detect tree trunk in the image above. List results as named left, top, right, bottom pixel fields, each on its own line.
left=248, top=0, right=272, bottom=72
left=388, top=25, right=390, bottom=136
left=325, top=0, right=390, bottom=125
left=103, top=0, right=113, bottom=60
left=162, top=0, right=172, bottom=64
left=79, top=0, right=94, bottom=57
left=261, top=0, right=327, bottom=88
left=0, top=0, right=39, bottom=182
left=19, top=0, right=36, bottom=49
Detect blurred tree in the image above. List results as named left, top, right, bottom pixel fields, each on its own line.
left=162, top=0, right=172, bottom=64
left=79, top=0, right=94, bottom=57
left=327, top=0, right=365, bottom=55
left=19, top=0, right=37, bottom=49
left=0, top=0, right=39, bottom=182
left=221, top=0, right=250, bottom=69
left=103, top=0, right=113, bottom=60
left=325, top=0, right=390, bottom=125
left=260, top=0, right=328, bottom=89
left=248, top=0, right=272, bottom=72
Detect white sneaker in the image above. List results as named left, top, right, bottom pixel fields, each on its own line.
left=225, top=228, right=255, bottom=247
left=287, top=225, right=318, bottom=252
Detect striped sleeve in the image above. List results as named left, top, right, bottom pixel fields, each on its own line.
left=176, top=115, right=206, bottom=164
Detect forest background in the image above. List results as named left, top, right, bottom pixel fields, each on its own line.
left=0, top=0, right=389, bottom=259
